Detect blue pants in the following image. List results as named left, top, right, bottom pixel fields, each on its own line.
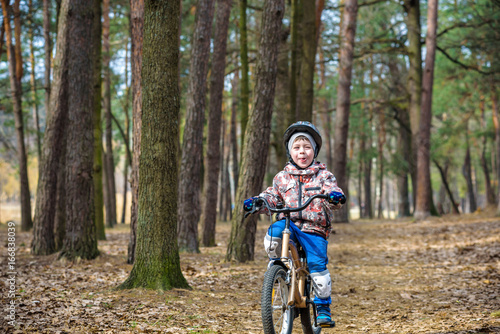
left=267, top=219, right=331, bottom=305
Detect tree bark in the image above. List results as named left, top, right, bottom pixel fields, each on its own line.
left=332, top=0, right=358, bottom=223
left=297, top=0, right=316, bottom=121
left=103, top=0, right=117, bottom=228
left=226, top=0, right=284, bottom=263
left=414, top=0, right=438, bottom=219
left=201, top=0, right=232, bottom=247
left=43, top=0, right=51, bottom=120
left=377, top=109, right=386, bottom=219
left=362, top=125, right=373, bottom=218
left=289, top=0, right=298, bottom=120
left=230, top=72, right=240, bottom=193
left=273, top=26, right=291, bottom=169
left=239, top=0, right=249, bottom=142
left=59, top=0, right=99, bottom=260
left=479, top=99, right=496, bottom=206
left=128, top=0, right=144, bottom=265
left=120, top=39, right=131, bottom=224
left=32, top=0, right=70, bottom=255
left=177, top=0, right=215, bottom=253
left=462, top=123, right=477, bottom=213
left=28, top=0, right=41, bottom=162
left=1, top=0, right=32, bottom=232
left=403, top=0, right=422, bottom=211
left=433, top=159, right=460, bottom=214
left=93, top=0, right=105, bottom=241
left=119, top=0, right=189, bottom=290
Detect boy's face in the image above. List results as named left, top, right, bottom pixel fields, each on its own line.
left=290, top=139, right=314, bottom=168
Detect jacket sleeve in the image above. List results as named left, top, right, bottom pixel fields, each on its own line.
left=257, top=172, right=283, bottom=215
left=322, top=170, right=344, bottom=210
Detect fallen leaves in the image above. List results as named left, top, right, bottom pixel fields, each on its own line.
left=0, top=214, right=499, bottom=333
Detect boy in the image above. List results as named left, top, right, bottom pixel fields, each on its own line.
left=244, top=121, right=344, bottom=327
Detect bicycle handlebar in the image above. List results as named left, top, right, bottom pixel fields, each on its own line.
left=244, top=193, right=329, bottom=218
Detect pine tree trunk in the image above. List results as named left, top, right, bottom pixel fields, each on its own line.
left=1, top=0, right=32, bottom=232
left=119, top=0, right=189, bottom=290
left=177, top=0, right=215, bottom=253
left=230, top=73, right=239, bottom=191
left=239, top=0, right=249, bottom=142
left=403, top=0, right=422, bottom=211
left=377, top=110, right=386, bottom=219
left=273, top=26, right=290, bottom=169
left=414, top=0, right=438, bottom=219
left=479, top=100, right=496, bottom=206
left=59, top=0, right=98, bottom=260
left=434, top=160, right=460, bottom=214
left=103, top=0, right=117, bottom=228
left=128, top=0, right=144, bottom=265
left=201, top=0, right=232, bottom=247
left=297, top=0, right=316, bottom=122
left=289, top=0, right=298, bottom=120
left=120, top=39, right=131, bottom=224
left=397, top=108, right=411, bottom=217
left=93, top=0, right=105, bottom=240
left=54, top=152, right=66, bottom=251
left=43, top=0, right=51, bottom=120
left=462, top=126, right=477, bottom=213
left=332, top=0, right=358, bottom=223
left=32, top=0, right=70, bottom=255
left=29, top=0, right=41, bottom=162
left=362, top=130, right=373, bottom=219
left=226, top=0, right=284, bottom=263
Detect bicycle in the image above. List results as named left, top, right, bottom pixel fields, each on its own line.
left=245, top=193, right=345, bottom=334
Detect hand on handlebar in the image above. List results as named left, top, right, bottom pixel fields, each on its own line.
left=243, top=196, right=263, bottom=212
left=328, top=191, right=346, bottom=205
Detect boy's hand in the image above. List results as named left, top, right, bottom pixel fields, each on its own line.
left=328, top=191, right=346, bottom=205
left=243, top=197, right=262, bottom=211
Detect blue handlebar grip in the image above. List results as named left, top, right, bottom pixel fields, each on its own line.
left=329, top=192, right=346, bottom=205
left=243, top=197, right=255, bottom=211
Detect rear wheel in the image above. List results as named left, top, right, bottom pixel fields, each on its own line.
left=261, top=265, right=294, bottom=334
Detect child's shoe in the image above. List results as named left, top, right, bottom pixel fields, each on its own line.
left=316, top=304, right=335, bottom=327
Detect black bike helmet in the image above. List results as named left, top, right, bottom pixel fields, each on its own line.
left=283, top=121, right=323, bottom=159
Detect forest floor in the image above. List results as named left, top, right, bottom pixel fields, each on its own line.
left=1, top=210, right=499, bottom=333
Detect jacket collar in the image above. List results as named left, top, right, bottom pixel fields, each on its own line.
left=284, top=161, right=325, bottom=176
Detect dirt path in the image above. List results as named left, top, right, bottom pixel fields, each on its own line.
left=1, top=213, right=499, bottom=333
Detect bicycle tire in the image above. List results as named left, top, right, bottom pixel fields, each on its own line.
left=261, top=265, right=294, bottom=334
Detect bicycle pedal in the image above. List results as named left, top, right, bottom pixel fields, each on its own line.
left=319, top=321, right=336, bottom=328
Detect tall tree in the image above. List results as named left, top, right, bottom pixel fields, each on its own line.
left=331, top=0, right=358, bottom=223
left=127, top=0, right=144, bottom=264
left=119, top=0, right=189, bottom=290
left=1, top=0, right=32, bottom=232
left=59, top=0, right=98, bottom=260
left=93, top=0, right=105, bottom=241
left=289, top=0, right=298, bottom=121
left=403, top=0, right=422, bottom=210
left=103, top=0, right=117, bottom=228
left=201, top=0, right=232, bottom=247
left=43, top=0, right=51, bottom=119
left=32, top=0, right=71, bottom=255
left=226, top=0, right=284, bottom=263
left=28, top=0, right=41, bottom=162
left=177, top=0, right=215, bottom=253
left=239, top=0, right=249, bottom=142
left=414, top=0, right=438, bottom=219
left=297, top=0, right=317, bottom=121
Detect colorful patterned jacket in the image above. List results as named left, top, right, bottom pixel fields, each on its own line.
left=258, top=161, right=344, bottom=239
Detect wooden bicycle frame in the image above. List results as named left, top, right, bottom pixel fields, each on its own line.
left=280, top=221, right=309, bottom=309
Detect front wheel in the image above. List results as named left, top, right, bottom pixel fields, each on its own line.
left=261, top=265, right=294, bottom=334
left=300, top=276, right=321, bottom=334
